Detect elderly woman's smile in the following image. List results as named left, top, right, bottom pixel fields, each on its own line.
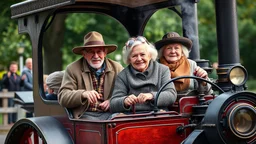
left=129, top=44, right=151, bottom=72
left=110, top=35, right=177, bottom=113
left=163, top=43, right=183, bottom=63
left=155, top=31, right=211, bottom=93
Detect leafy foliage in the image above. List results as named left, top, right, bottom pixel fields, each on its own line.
left=0, top=1, right=31, bottom=71
left=237, top=0, right=256, bottom=78
left=0, top=23, right=31, bottom=67
left=145, top=8, right=182, bottom=43
left=1, top=1, right=256, bottom=79
left=62, top=13, right=129, bottom=67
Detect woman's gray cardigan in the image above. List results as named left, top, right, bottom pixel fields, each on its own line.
left=110, top=60, right=177, bottom=113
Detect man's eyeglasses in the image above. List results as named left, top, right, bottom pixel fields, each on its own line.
left=84, top=49, right=105, bottom=55
left=125, top=36, right=149, bottom=49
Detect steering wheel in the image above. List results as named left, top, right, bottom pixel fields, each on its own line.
left=153, top=76, right=224, bottom=112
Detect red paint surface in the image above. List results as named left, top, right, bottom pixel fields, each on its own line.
left=108, top=117, right=189, bottom=144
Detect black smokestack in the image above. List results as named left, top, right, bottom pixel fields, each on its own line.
left=215, top=0, right=240, bottom=66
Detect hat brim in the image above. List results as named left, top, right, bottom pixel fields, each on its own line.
left=155, top=37, right=192, bottom=51
left=72, top=45, right=117, bottom=55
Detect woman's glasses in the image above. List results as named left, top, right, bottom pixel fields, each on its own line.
left=125, top=36, right=149, bottom=49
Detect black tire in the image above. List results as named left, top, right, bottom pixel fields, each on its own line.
left=5, top=116, right=74, bottom=144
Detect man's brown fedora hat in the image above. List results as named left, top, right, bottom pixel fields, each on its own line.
left=72, top=31, right=117, bottom=55
left=155, top=32, right=192, bottom=51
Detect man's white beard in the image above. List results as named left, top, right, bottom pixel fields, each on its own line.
left=89, top=59, right=104, bottom=69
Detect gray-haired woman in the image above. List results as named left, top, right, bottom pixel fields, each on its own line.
left=155, top=32, right=212, bottom=94
left=110, top=36, right=177, bottom=113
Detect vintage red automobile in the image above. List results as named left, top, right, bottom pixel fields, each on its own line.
left=5, top=0, right=256, bottom=144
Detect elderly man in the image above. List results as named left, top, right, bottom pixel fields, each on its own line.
left=22, top=58, right=33, bottom=91
left=58, top=31, right=123, bottom=120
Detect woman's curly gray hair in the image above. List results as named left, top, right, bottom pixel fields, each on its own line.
left=122, top=40, right=158, bottom=65
left=158, top=45, right=189, bottom=59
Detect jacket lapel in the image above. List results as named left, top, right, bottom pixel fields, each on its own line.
left=104, top=59, right=114, bottom=100
left=82, top=59, right=93, bottom=90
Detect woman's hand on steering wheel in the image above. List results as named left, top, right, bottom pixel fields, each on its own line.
left=124, top=94, right=138, bottom=107
left=194, top=66, right=208, bottom=85
left=137, top=93, right=153, bottom=103
left=194, top=66, right=208, bottom=79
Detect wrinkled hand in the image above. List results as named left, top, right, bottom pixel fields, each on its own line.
left=124, top=94, right=138, bottom=107
left=194, top=66, right=208, bottom=86
left=137, top=93, right=153, bottom=103
left=99, top=100, right=110, bottom=111
left=194, top=66, right=208, bottom=79
left=82, top=90, right=101, bottom=104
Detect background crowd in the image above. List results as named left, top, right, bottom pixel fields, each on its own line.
left=0, top=58, right=33, bottom=124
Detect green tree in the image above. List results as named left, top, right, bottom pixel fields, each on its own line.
left=0, top=0, right=31, bottom=71
left=237, top=0, right=256, bottom=79
left=43, top=14, right=67, bottom=73
left=1, top=0, right=256, bottom=79
left=61, top=13, right=129, bottom=68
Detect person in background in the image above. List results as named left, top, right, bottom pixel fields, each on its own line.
left=45, top=71, right=64, bottom=100
left=58, top=31, right=123, bottom=120
left=2, top=61, right=26, bottom=124
left=43, top=74, right=49, bottom=94
left=20, top=58, right=33, bottom=118
left=22, top=58, right=33, bottom=91
left=110, top=36, right=177, bottom=114
left=155, top=32, right=211, bottom=94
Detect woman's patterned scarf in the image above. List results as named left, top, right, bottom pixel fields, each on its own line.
left=160, top=56, right=191, bottom=91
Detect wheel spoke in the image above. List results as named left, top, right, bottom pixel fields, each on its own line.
left=34, top=131, right=39, bottom=144
left=16, top=128, right=44, bottom=144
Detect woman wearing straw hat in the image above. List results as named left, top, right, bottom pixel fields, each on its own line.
left=155, top=32, right=211, bottom=94
left=58, top=31, right=123, bottom=120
